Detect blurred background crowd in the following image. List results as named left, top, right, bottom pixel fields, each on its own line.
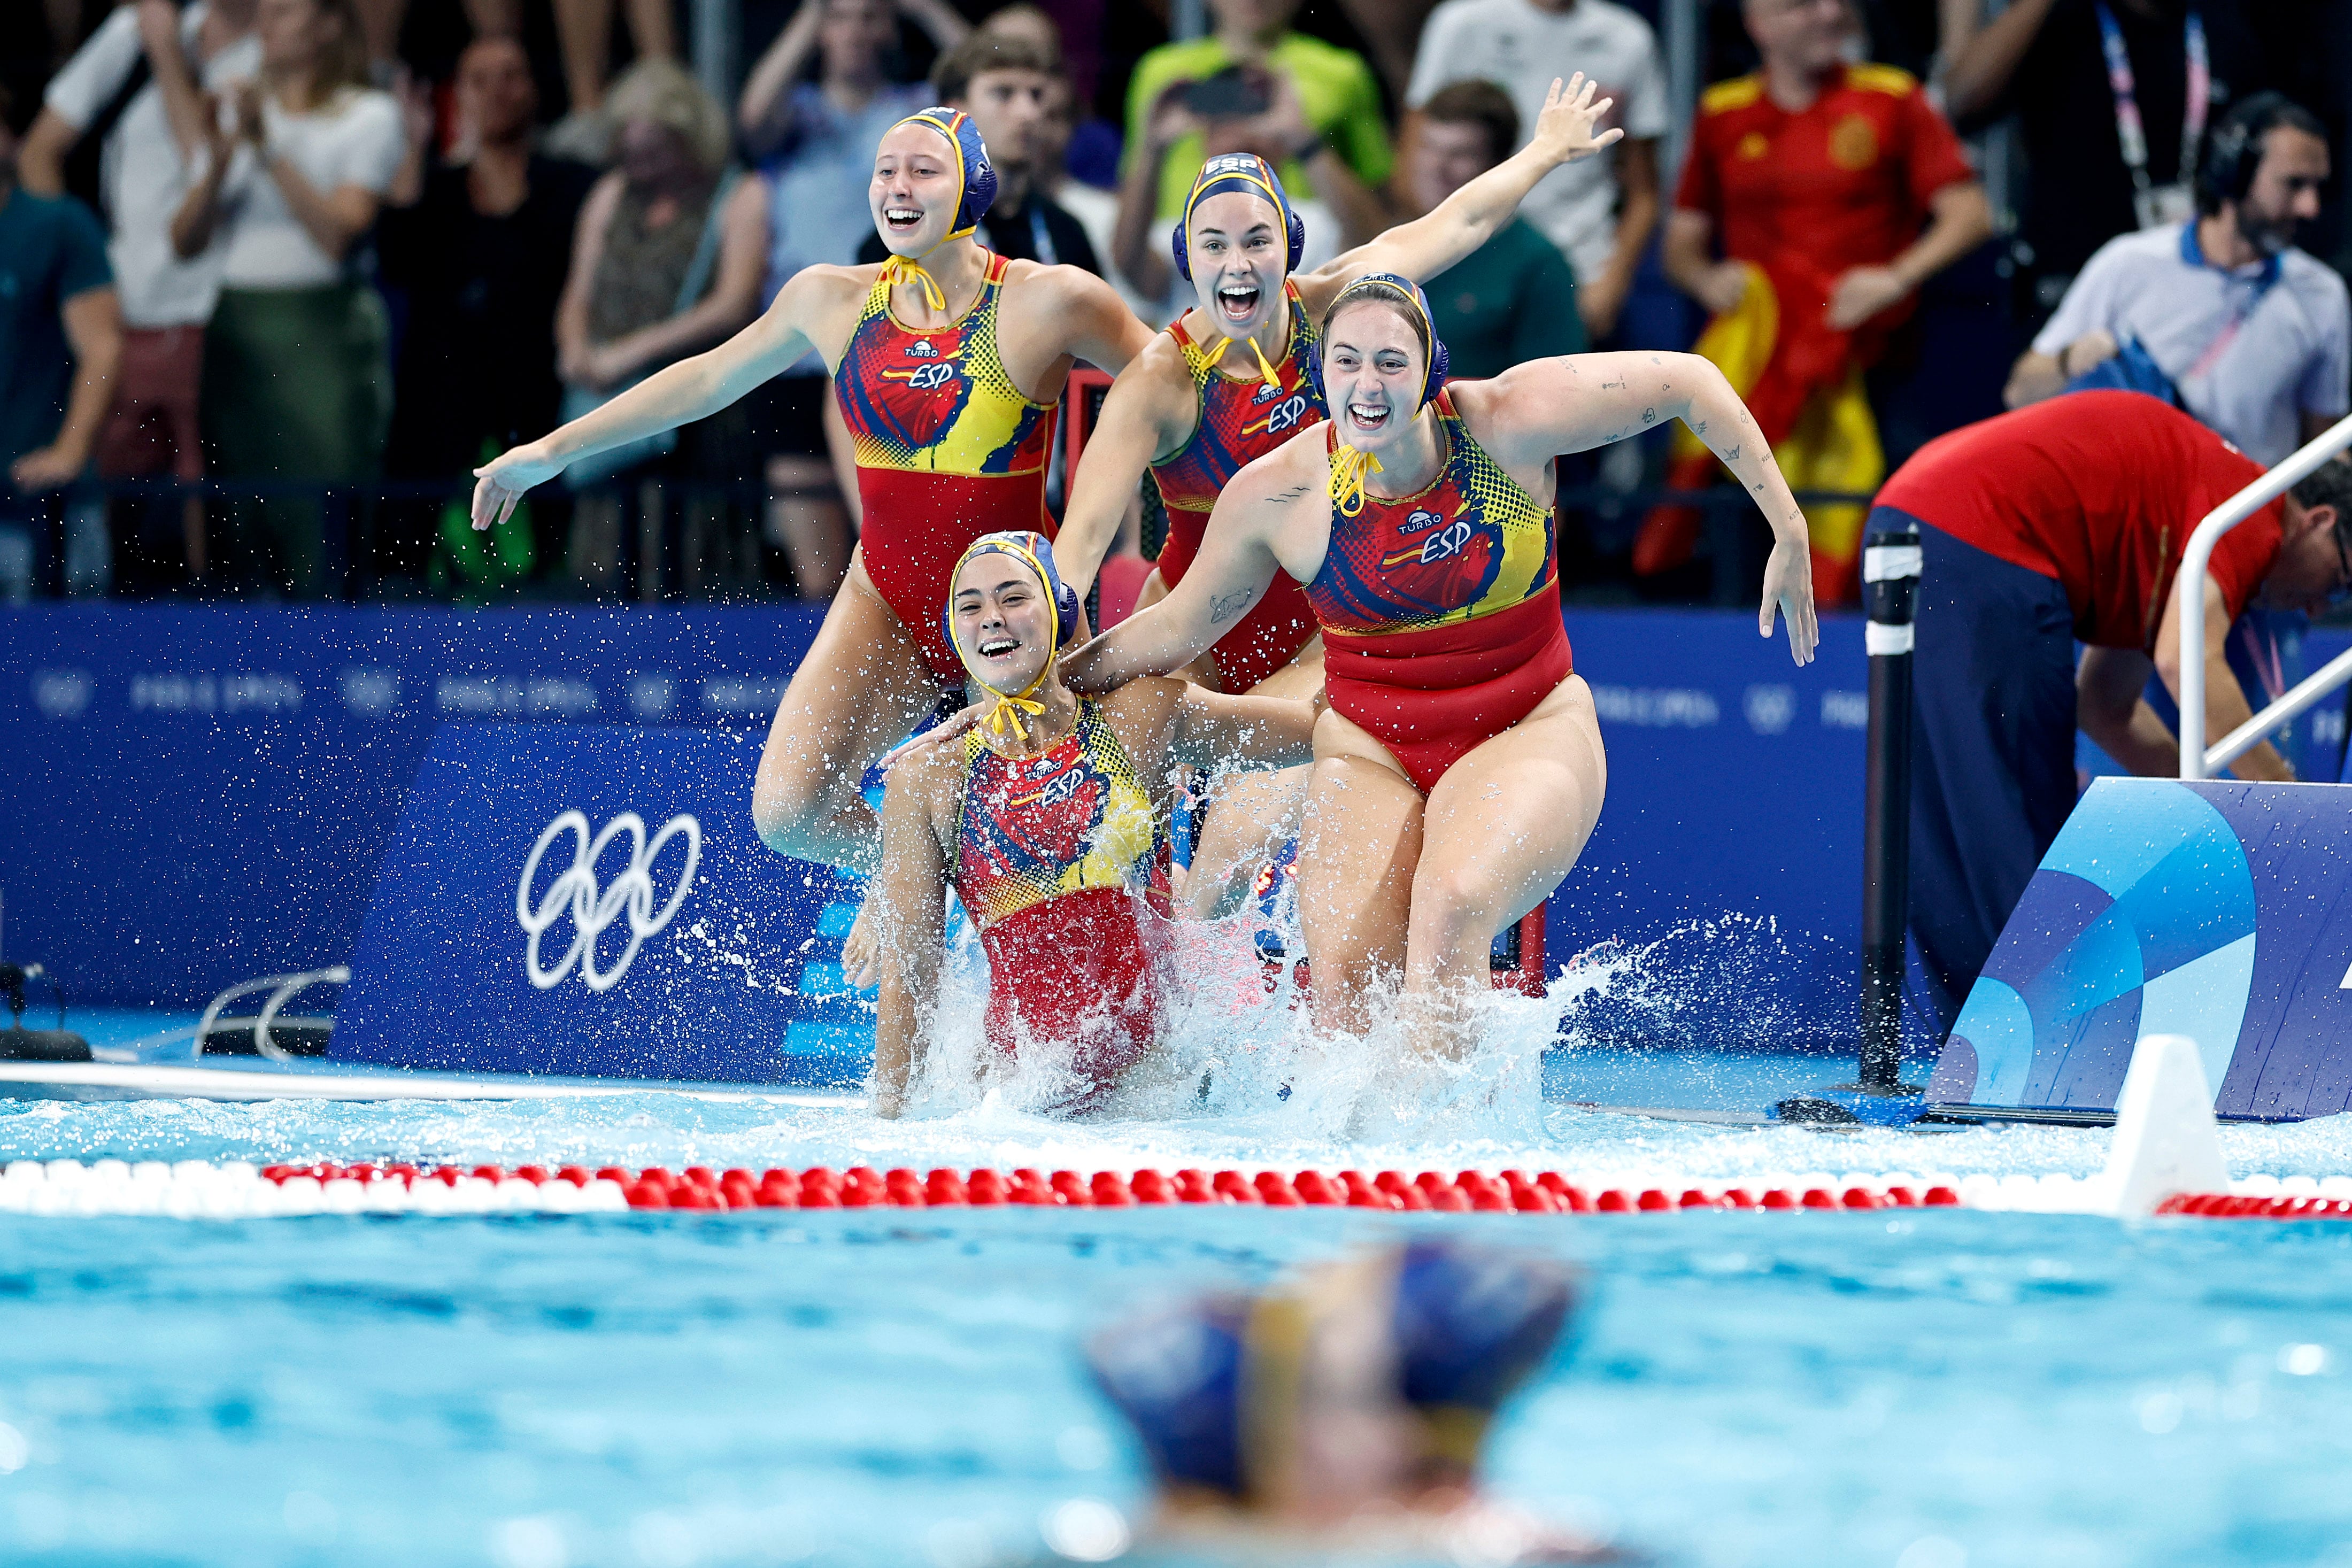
left=1, top=0, right=2346, bottom=609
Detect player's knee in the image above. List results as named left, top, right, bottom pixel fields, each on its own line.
left=1412, top=862, right=1501, bottom=939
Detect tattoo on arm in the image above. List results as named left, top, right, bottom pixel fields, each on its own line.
left=1209, top=589, right=1253, bottom=626
left=1263, top=482, right=1316, bottom=505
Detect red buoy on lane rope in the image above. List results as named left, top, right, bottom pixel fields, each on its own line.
left=1091, top=1171, right=1134, bottom=1207
left=1129, top=1170, right=1173, bottom=1204
left=966, top=1169, right=1007, bottom=1206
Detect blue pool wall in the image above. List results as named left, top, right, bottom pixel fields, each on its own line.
left=7, top=604, right=2347, bottom=1048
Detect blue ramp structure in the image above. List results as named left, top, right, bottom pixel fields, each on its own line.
left=1927, top=778, right=2352, bottom=1123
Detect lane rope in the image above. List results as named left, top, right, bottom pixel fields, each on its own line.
left=3, top=1160, right=2350, bottom=1219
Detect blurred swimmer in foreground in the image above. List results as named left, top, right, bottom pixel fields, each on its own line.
left=1082, top=1238, right=1626, bottom=1564
left=865, top=532, right=1318, bottom=1118
left=1063, top=275, right=1817, bottom=1044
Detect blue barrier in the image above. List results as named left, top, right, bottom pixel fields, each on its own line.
left=334, top=724, right=866, bottom=1082
left=1928, top=777, right=2352, bottom=1121
left=8, top=601, right=1896, bottom=1049
left=3, top=605, right=819, bottom=1006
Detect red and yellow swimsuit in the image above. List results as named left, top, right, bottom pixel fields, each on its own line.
left=837, top=251, right=1059, bottom=683
left=1304, top=389, right=1571, bottom=793
left=956, top=698, right=1169, bottom=1112
left=1149, top=281, right=1324, bottom=691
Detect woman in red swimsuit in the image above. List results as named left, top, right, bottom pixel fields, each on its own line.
left=1065, top=275, right=1819, bottom=1036
left=867, top=532, right=1317, bottom=1118
left=1049, top=78, right=1622, bottom=913
left=471, top=108, right=1153, bottom=875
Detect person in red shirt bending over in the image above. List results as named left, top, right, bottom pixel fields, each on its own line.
left=1874, top=391, right=2352, bottom=1033
left=1648, top=0, right=1992, bottom=604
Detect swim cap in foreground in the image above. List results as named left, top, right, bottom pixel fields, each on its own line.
left=1085, top=1240, right=1578, bottom=1502
left=881, top=107, right=998, bottom=310
left=944, top=530, right=1083, bottom=743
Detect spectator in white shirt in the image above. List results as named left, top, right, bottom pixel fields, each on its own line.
left=170, top=0, right=405, bottom=598
left=1407, top=0, right=1665, bottom=341
left=2006, top=92, right=2349, bottom=467
left=21, top=0, right=260, bottom=589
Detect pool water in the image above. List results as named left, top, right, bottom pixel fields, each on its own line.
left=5, top=1072, right=2352, bottom=1568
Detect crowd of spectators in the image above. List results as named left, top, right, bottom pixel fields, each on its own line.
left=0, top=0, right=2344, bottom=606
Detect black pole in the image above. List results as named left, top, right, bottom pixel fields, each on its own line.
left=1859, top=522, right=1921, bottom=1093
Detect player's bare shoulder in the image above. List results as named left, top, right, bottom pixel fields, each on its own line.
left=1230, top=418, right=1330, bottom=507
left=1099, top=676, right=1192, bottom=774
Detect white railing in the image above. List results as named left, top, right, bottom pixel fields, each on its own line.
left=2179, top=411, right=2352, bottom=779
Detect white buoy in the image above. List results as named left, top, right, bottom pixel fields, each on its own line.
left=2101, top=1033, right=2228, bottom=1217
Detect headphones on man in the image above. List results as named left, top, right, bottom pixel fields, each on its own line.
left=1171, top=154, right=1308, bottom=283
left=1303, top=273, right=1450, bottom=413
left=2195, top=91, right=2293, bottom=215
left=940, top=531, right=1082, bottom=674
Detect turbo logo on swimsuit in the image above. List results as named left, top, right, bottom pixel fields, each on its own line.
left=516, top=810, right=703, bottom=992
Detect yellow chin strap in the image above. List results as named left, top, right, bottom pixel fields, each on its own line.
left=948, top=537, right=1064, bottom=748
left=1328, top=445, right=1383, bottom=517
left=1201, top=328, right=1287, bottom=395
left=974, top=655, right=1053, bottom=747
left=881, top=253, right=950, bottom=314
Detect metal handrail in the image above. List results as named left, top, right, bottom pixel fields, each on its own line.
left=2179, top=410, right=2352, bottom=778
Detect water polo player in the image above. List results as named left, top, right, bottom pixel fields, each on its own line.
left=866, top=531, right=1318, bottom=1118
left=1048, top=76, right=1624, bottom=915
left=1086, top=1238, right=1620, bottom=1561
left=1064, top=275, right=1817, bottom=1038
left=469, top=107, right=1153, bottom=876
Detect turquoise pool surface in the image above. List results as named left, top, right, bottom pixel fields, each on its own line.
left=5, top=1064, right=2352, bottom=1567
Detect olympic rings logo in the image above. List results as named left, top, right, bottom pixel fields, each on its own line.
left=516, top=810, right=703, bottom=992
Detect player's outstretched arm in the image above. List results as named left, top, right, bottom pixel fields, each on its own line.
left=869, top=747, right=956, bottom=1119
left=1054, top=339, right=1196, bottom=603
left=471, top=266, right=841, bottom=530
left=1308, top=75, right=1623, bottom=293
left=1469, top=351, right=1819, bottom=665
left=1170, top=683, right=1323, bottom=773
left=1061, top=455, right=1299, bottom=692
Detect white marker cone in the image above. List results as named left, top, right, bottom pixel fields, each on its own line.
left=2101, top=1033, right=2228, bottom=1218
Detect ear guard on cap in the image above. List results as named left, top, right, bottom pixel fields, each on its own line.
left=1172, top=153, right=1308, bottom=283
left=894, top=106, right=999, bottom=241
left=940, top=530, right=1082, bottom=672
left=1307, top=272, right=1449, bottom=413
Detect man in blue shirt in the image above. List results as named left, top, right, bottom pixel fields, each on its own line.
left=0, top=94, right=122, bottom=600
left=2006, top=92, right=2348, bottom=466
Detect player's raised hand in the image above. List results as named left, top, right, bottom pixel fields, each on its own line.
left=1527, top=74, right=1624, bottom=168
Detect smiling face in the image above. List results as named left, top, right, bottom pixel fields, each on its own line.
left=1187, top=188, right=1289, bottom=338
left=952, top=555, right=1057, bottom=694
left=869, top=121, right=966, bottom=256
left=1321, top=298, right=1428, bottom=454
